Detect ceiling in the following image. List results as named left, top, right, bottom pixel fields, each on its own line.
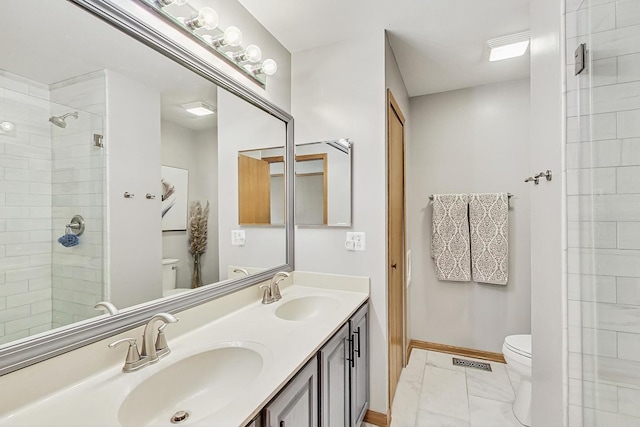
left=238, top=0, right=531, bottom=97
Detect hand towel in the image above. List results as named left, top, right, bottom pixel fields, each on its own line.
left=469, top=193, right=509, bottom=285
left=431, top=194, right=471, bottom=281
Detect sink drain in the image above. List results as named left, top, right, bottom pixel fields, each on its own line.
left=170, top=411, right=190, bottom=424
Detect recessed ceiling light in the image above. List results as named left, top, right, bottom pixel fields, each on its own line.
left=487, top=31, right=530, bottom=62
left=181, top=102, right=215, bottom=116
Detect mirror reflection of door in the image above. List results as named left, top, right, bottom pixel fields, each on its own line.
left=238, top=154, right=272, bottom=224
left=295, top=154, right=327, bottom=225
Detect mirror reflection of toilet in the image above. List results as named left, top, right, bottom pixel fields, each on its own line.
left=503, top=334, right=532, bottom=426
left=162, top=259, right=188, bottom=297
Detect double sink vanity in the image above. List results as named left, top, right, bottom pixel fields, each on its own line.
left=0, top=272, right=370, bottom=427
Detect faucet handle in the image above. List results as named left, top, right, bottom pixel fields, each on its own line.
left=272, top=276, right=286, bottom=301
left=109, top=338, right=142, bottom=371
left=155, top=323, right=171, bottom=358
left=259, top=284, right=274, bottom=304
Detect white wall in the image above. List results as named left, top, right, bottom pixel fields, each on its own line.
left=161, top=121, right=219, bottom=288
left=292, top=30, right=388, bottom=413
left=217, top=89, right=287, bottom=279
left=407, top=79, right=531, bottom=353
left=109, top=0, right=291, bottom=112
left=530, top=0, right=566, bottom=424
left=106, top=70, right=162, bottom=308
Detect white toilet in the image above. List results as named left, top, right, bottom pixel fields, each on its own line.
left=162, top=258, right=187, bottom=297
left=502, top=334, right=532, bottom=426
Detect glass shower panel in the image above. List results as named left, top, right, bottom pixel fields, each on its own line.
left=0, top=70, right=106, bottom=344
left=567, top=0, right=640, bottom=425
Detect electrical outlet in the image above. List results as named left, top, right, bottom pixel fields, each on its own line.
left=231, top=230, right=245, bottom=246
left=345, top=232, right=366, bottom=251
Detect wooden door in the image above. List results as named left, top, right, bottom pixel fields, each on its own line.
left=387, top=90, right=406, bottom=405
left=238, top=154, right=271, bottom=224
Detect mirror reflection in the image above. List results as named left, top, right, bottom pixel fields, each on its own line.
left=0, top=1, right=287, bottom=347
left=238, top=139, right=352, bottom=227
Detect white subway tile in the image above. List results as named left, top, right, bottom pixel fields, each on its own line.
left=618, top=387, right=640, bottom=418
left=618, top=332, right=640, bottom=361
left=0, top=207, right=30, bottom=219
left=28, top=231, right=50, bottom=243
left=567, top=140, right=621, bottom=169
left=29, top=253, right=52, bottom=267
left=4, top=143, right=50, bottom=160
left=5, top=242, right=50, bottom=257
left=618, top=53, right=640, bottom=84
left=29, top=323, right=52, bottom=336
left=0, top=281, right=28, bottom=297
left=581, top=300, right=640, bottom=333
left=568, top=326, right=618, bottom=357
left=28, top=276, right=50, bottom=291
left=6, top=219, right=50, bottom=231
left=568, top=221, right=617, bottom=248
left=618, top=109, right=640, bottom=138
left=0, top=297, right=5, bottom=310
left=568, top=195, right=640, bottom=222
left=621, top=138, right=640, bottom=165
left=568, top=378, right=618, bottom=412
left=617, top=166, right=640, bottom=192
left=580, top=354, right=640, bottom=388
left=567, top=168, right=617, bottom=194
left=0, top=330, right=29, bottom=345
left=618, top=222, right=640, bottom=249
left=0, top=181, right=29, bottom=194
left=5, top=312, right=50, bottom=335
left=0, top=256, right=30, bottom=273
left=28, top=207, right=51, bottom=219
left=6, top=289, right=51, bottom=309
left=31, top=299, right=52, bottom=315
left=5, top=265, right=50, bottom=282
left=592, top=57, right=618, bottom=87
left=592, top=82, right=640, bottom=114
left=0, top=74, right=29, bottom=94
left=5, top=193, right=51, bottom=207
left=581, top=407, right=640, bottom=427
left=28, top=183, right=51, bottom=195
left=0, top=305, right=30, bottom=323
left=590, top=25, right=640, bottom=60
left=617, top=0, right=640, bottom=28
left=567, top=113, right=617, bottom=143
left=27, top=158, right=50, bottom=171
left=618, top=277, right=640, bottom=305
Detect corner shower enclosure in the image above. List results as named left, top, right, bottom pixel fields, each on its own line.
left=0, top=70, right=106, bottom=345
left=566, top=0, right=640, bottom=425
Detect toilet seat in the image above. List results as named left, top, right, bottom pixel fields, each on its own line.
left=504, top=334, right=531, bottom=358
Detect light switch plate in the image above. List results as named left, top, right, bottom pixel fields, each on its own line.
left=231, top=230, right=245, bottom=246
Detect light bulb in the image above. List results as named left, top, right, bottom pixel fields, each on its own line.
left=244, top=45, right=262, bottom=62
left=186, top=7, right=218, bottom=30
left=223, top=26, right=243, bottom=47
left=233, top=44, right=262, bottom=63
left=261, top=59, right=278, bottom=76
left=0, top=121, right=15, bottom=132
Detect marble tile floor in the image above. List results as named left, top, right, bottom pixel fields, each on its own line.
left=389, top=349, right=524, bottom=427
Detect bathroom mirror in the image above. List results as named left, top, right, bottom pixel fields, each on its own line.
left=0, top=0, right=293, bottom=375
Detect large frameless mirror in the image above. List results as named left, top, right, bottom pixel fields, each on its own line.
left=0, top=0, right=293, bottom=375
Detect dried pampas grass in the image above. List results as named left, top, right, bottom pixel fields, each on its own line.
left=189, top=201, right=210, bottom=255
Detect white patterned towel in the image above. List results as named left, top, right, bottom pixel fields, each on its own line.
left=469, top=193, right=509, bottom=285
left=431, top=194, right=471, bottom=282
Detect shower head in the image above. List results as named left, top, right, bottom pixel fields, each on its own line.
left=49, top=112, right=79, bottom=128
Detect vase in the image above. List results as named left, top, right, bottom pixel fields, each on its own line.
left=191, top=252, right=203, bottom=288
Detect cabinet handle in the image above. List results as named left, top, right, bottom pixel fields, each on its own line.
left=354, top=327, right=361, bottom=358
left=346, top=336, right=354, bottom=368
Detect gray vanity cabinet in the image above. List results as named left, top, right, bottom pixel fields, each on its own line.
left=319, top=323, right=350, bottom=427
left=349, top=303, right=369, bottom=426
left=264, top=357, right=318, bottom=427
left=318, top=302, right=369, bottom=427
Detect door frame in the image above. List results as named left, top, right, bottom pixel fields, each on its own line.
left=386, top=88, right=407, bottom=407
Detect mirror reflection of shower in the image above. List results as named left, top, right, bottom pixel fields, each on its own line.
left=49, top=111, right=78, bottom=128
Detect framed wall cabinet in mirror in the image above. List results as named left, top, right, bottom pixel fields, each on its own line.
left=0, top=0, right=294, bottom=375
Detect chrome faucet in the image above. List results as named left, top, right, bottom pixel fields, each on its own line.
left=109, top=312, right=178, bottom=372
left=259, top=271, right=290, bottom=304
left=233, top=268, right=250, bottom=276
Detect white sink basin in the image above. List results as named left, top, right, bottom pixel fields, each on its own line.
left=275, top=296, right=339, bottom=321
left=118, top=343, right=265, bottom=426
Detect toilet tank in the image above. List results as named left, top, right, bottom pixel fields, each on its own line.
left=162, top=258, right=179, bottom=292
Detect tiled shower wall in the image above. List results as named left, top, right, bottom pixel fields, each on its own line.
left=0, top=71, right=53, bottom=345
left=50, top=71, right=106, bottom=328
left=565, top=0, right=640, bottom=425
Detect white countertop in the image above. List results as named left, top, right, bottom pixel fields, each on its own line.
left=0, top=279, right=369, bottom=427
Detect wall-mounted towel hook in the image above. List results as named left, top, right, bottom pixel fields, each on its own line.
left=534, top=170, right=553, bottom=182
left=524, top=176, right=539, bottom=185
left=145, top=193, right=156, bottom=199
left=124, top=192, right=135, bottom=198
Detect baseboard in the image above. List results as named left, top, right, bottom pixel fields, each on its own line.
left=364, top=409, right=391, bottom=427
left=408, top=339, right=506, bottom=363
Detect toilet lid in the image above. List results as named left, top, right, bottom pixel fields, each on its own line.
left=505, top=334, right=531, bottom=357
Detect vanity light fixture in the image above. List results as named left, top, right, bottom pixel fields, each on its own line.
left=487, top=31, right=530, bottom=62
left=0, top=121, right=15, bottom=133
left=249, top=58, right=278, bottom=76
left=181, top=102, right=215, bottom=116
left=185, top=7, right=218, bottom=30
left=141, top=0, right=277, bottom=86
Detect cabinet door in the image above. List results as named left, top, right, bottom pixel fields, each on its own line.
left=245, top=413, right=261, bottom=427
left=319, top=323, right=350, bottom=427
left=350, top=303, right=369, bottom=426
left=264, top=357, right=318, bottom=427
